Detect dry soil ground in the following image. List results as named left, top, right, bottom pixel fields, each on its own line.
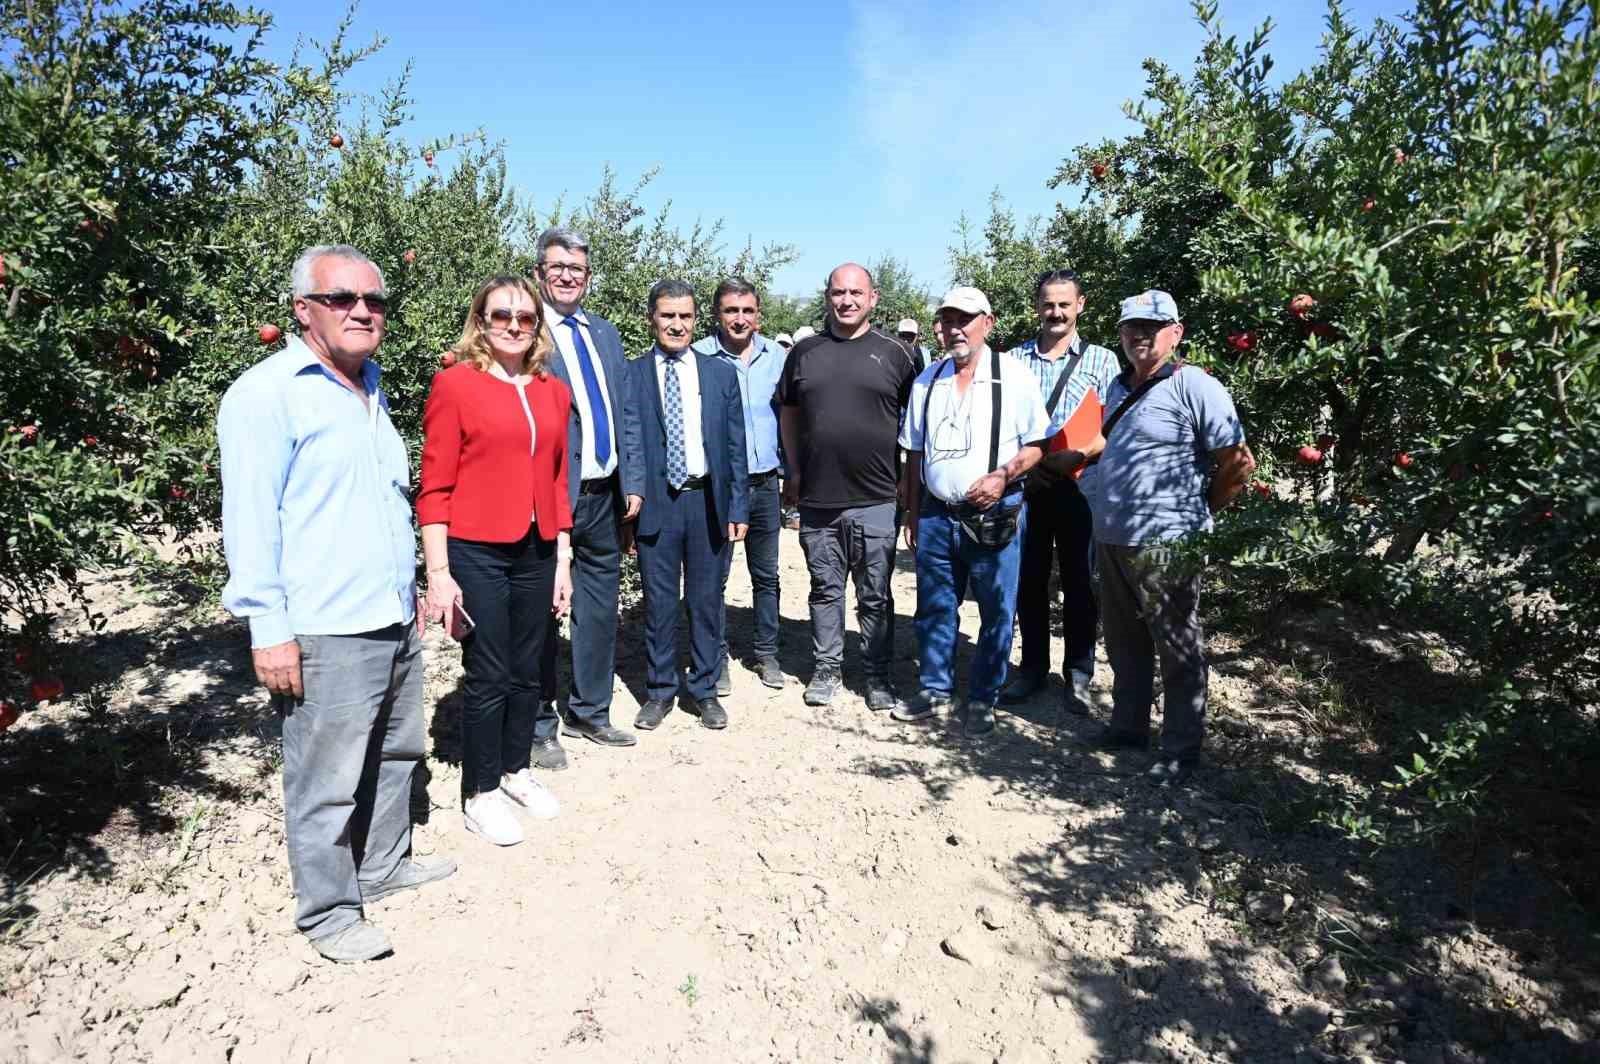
left=2, top=531, right=1598, bottom=1063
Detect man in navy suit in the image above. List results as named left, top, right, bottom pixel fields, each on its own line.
left=625, top=280, right=749, bottom=731
left=533, top=227, right=646, bottom=765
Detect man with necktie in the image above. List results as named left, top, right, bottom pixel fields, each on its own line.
left=534, top=227, right=645, bottom=762
left=625, top=280, right=749, bottom=731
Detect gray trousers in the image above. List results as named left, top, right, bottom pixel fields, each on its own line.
left=797, top=502, right=897, bottom=677
left=1098, top=543, right=1207, bottom=760
left=279, top=623, right=424, bottom=940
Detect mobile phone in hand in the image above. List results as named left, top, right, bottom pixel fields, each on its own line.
left=448, top=602, right=476, bottom=640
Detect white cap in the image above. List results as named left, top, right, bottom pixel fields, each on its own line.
left=936, top=286, right=993, bottom=316
left=775, top=332, right=793, bottom=347
left=896, top=318, right=919, bottom=334
left=792, top=325, right=817, bottom=342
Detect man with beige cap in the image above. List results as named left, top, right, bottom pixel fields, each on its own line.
left=893, top=285, right=1050, bottom=737
left=896, top=317, right=932, bottom=370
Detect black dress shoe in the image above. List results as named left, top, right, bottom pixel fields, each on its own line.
left=565, top=720, right=638, bottom=747
left=693, top=696, right=729, bottom=730
left=999, top=669, right=1045, bottom=705
left=530, top=737, right=568, bottom=771
left=634, top=698, right=673, bottom=731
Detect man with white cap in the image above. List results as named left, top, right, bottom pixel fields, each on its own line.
left=896, top=317, right=932, bottom=370
left=1087, top=289, right=1255, bottom=785
left=775, top=332, right=794, bottom=352
left=893, top=285, right=1050, bottom=737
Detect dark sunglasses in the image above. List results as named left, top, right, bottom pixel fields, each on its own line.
left=485, top=309, right=539, bottom=330
left=304, top=290, right=389, bottom=314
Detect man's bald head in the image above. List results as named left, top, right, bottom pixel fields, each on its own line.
left=824, top=262, right=879, bottom=339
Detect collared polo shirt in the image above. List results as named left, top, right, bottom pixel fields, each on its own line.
left=1088, top=363, right=1247, bottom=546
left=545, top=302, right=619, bottom=481
left=218, top=336, right=417, bottom=648
left=899, top=346, right=1051, bottom=506
left=691, top=331, right=784, bottom=475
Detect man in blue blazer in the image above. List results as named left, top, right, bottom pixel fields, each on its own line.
left=534, top=228, right=646, bottom=764
left=625, top=279, right=749, bottom=731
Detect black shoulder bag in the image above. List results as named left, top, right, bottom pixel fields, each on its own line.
left=921, top=348, right=1022, bottom=550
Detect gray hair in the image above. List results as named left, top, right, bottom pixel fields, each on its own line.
left=536, top=226, right=591, bottom=266
left=290, top=244, right=387, bottom=298
left=712, top=277, right=760, bottom=311
left=647, top=278, right=696, bottom=316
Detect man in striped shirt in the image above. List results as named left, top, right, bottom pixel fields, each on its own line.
left=1000, top=269, right=1122, bottom=717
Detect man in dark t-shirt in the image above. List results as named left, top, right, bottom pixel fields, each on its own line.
left=779, top=262, right=918, bottom=710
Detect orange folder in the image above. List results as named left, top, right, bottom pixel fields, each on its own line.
left=1046, top=387, right=1103, bottom=480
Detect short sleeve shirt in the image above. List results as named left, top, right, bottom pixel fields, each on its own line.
left=778, top=328, right=918, bottom=508
left=899, top=349, right=1051, bottom=506
left=1088, top=365, right=1247, bottom=546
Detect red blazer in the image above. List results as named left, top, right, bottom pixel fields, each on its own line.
left=418, top=363, right=574, bottom=542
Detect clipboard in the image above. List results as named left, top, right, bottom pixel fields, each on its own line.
left=1046, top=387, right=1103, bottom=479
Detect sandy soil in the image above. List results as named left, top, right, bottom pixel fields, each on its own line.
left=2, top=531, right=1597, bottom=1063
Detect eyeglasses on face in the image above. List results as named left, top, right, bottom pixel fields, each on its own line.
left=484, top=309, right=539, bottom=331
left=303, top=290, right=389, bottom=314
left=540, top=262, right=589, bottom=278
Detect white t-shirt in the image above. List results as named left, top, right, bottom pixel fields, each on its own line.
left=899, top=347, right=1051, bottom=506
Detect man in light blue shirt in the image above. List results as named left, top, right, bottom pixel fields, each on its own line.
left=219, top=244, right=454, bottom=964
left=692, top=278, right=787, bottom=691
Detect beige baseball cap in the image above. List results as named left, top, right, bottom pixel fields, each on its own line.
left=896, top=317, right=919, bottom=334
left=936, top=286, right=992, bottom=316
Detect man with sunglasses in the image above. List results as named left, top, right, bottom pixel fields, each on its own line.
left=533, top=227, right=646, bottom=758
left=1089, top=290, right=1255, bottom=786
left=219, top=244, right=455, bottom=964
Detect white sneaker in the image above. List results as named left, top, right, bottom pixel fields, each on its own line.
left=464, top=789, right=524, bottom=846
left=500, top=768, right=560, bottom=820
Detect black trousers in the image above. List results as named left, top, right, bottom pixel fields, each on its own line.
left=449, top=527, right=556, bottom=798
left=1016, top=478, right=1098, bottom=683
left=539, top=486, right=621, bottom=735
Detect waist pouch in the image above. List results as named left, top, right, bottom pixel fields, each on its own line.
left=958, top=500, right=1022, bottom=550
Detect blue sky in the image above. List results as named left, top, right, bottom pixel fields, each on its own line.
left=261, top=0, right=1411, bottom=297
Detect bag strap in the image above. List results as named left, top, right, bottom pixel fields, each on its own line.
left=1102, top=362, right=1182, bottom=443
left=988, top=345, right=1003, bottom=474
left=919, top=358, right=951, bottom=452
left=1043, top=343, right=1085, bottom=418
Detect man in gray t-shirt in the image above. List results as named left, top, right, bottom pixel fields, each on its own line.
left=1088, top=290, right=1256, bottom=786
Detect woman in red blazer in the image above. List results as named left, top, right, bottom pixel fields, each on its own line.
left=419, top=276, right=573, bottom=847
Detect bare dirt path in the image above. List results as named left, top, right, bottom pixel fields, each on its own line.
left=3, top=531, right=1596, bottom=1063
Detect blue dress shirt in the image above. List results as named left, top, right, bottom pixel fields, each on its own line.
left=218, top=337, right=418, bottom=648
left=691, top=332, right=786, bottom=475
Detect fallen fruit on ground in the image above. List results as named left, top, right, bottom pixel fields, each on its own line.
left=30, top=675, right=64, bottom=703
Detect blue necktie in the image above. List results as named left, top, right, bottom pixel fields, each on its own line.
left=563, top=315, right=611, bottom=468
left=662, top=353, right=688, bottom=490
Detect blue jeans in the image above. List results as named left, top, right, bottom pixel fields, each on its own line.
left=913, top=494, right=1026, bottom=705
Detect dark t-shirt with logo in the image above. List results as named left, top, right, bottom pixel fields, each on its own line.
left=778, top=327, right=918, bottom=509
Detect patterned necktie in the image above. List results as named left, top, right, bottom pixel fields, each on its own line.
left=562, top=315, right=611, bottom=467
left=662, top=352, right=688, bottom=489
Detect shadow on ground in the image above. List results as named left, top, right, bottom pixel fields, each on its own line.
left=824, top=602, right=1600, bottom=1063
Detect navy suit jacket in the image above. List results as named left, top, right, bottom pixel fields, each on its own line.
left=626, top=349, right=749, bottom=538
left=547, top=309, right=645, bottom=508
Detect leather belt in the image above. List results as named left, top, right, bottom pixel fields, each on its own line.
left=580, top=475, right=616, bottom=496
left=749, top=469, right=779, bottom=484
left=670, top=474, right=709, bottom=493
